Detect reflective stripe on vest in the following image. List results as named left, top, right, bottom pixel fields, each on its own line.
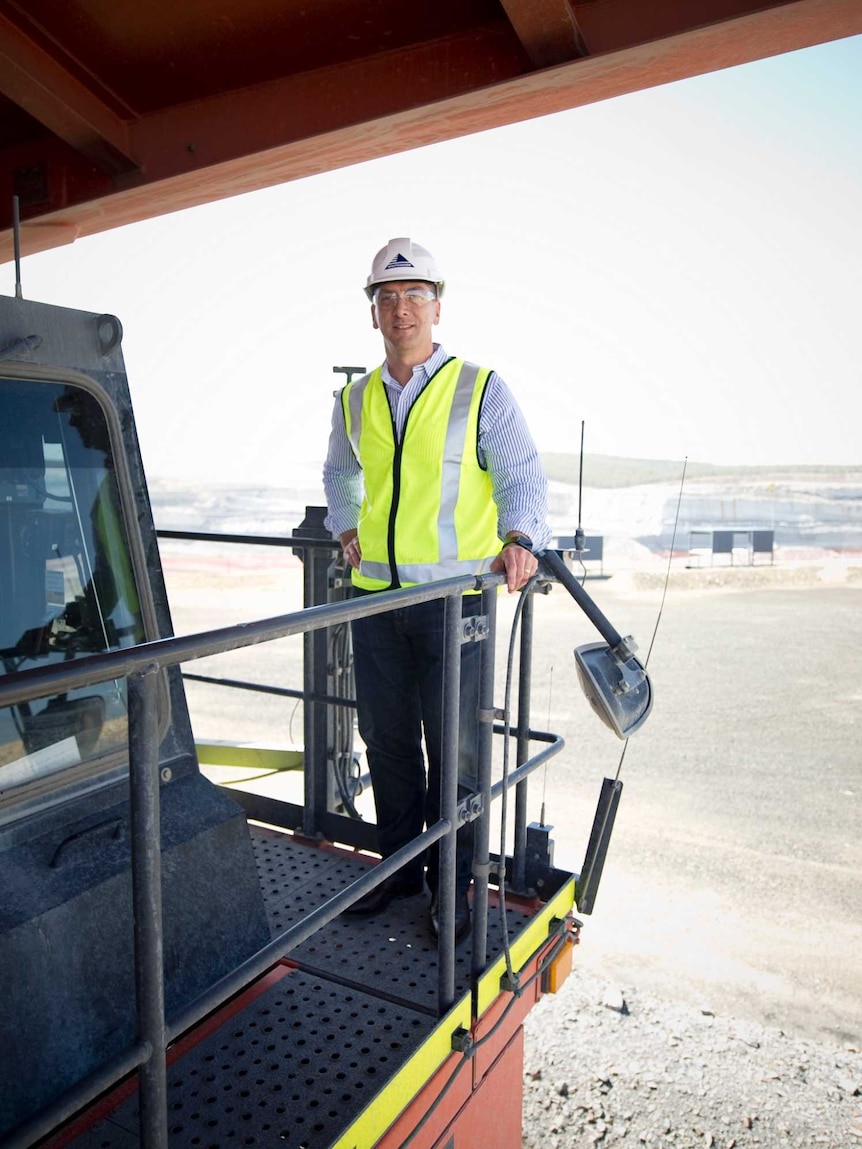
left=342, top=359, right=501, bottom=590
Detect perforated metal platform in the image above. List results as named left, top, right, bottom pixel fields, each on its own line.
left=61, top=826, right=544, bottom=1149
left=252, top=826, right=534, bottom=1014
left=66, top=967, right=438, bottom=1149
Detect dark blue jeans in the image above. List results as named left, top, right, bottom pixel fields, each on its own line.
left=351, top=592, right=481, bottom=895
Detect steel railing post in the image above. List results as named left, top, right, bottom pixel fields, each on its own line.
left=436, top=592, right=462, bottom=1015
left=471, top=586, right=497, bottom=976
left=302, top=544, right=330, bottom=837
left=128, top=665, right=168, bottom=1149
left=512, top=590, right=534, bottom=892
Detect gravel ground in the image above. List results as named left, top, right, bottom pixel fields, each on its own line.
left=515, top=557, right=862, bottom=1149
left=522, top=968, right=862, bottom=1149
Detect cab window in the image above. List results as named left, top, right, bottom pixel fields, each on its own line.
left=0, top=379, right=146, bottom=795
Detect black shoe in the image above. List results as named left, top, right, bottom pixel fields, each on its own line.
left=429, top=891, right=471, bottom=943
left=345, top=872, right=425, bottom=916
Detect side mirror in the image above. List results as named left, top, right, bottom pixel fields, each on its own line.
left=574, top=641, right=653, bottom=739
left=540, top=548, right=654, bottom=738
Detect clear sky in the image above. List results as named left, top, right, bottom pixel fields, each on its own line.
left=4, top=34, right=861, bottom=485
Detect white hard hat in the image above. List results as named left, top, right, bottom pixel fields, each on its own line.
left=365, top=237, right=445, bottom=300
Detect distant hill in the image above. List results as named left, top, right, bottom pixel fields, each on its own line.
left=147, top=457, right=862, bottom=552
left=540, top=453, right=862, bottom=489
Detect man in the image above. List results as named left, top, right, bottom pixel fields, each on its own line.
left=323, top=237, right=551, bottom=942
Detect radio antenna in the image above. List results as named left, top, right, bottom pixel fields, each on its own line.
left=12, top=195, right=23, bottom=299
left=574, top=419, right=585, bottom=554
left=643, top=455, right=688, bottom=669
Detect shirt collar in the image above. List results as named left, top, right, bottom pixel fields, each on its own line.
left=381, top=344, right=448, bottom=388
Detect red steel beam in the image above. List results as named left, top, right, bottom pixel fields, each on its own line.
left=1, top=0, right=860, bottom=262
left=0, top=9, right=137, bottom=175
left=499, top=0, right=589, bottom=67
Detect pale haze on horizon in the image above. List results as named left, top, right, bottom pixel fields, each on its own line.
left=3, top=34, right=861, bottom=487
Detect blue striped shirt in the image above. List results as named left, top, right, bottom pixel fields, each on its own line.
left=322, top=344, right=551, bottom=550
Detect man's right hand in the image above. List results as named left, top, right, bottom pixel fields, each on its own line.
left=340, top=530, right=362, bottom=568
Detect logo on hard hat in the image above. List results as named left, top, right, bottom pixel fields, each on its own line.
left=384, top=253, right=415, bottom=271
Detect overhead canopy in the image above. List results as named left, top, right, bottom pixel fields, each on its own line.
left=1, top=0, right=860, bottom=262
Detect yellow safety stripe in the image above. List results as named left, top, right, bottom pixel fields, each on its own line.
left=475, top=877, right=576, bottom=1019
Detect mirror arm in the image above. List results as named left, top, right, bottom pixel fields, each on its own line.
left=538, top=549, right=636, bottom=660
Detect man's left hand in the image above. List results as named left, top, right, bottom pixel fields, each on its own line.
left=490, top=541, right=539, bottom=593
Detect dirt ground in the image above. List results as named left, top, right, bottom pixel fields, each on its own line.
left=513, top=559, right=862, bottom=1050
left=161, top=545, right=862, bottom=1051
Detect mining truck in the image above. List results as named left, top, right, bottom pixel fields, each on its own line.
left=0, top=289, right=651, bottom=1148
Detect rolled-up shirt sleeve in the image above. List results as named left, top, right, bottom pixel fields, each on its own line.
left=479, top=374, right=552, bottom=552
left=322, top=392, right=363, bottom=538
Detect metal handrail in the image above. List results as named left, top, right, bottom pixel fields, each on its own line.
left=0, top=576, right=481, bottom=708
left=1, top=557, right=565, bottom=1149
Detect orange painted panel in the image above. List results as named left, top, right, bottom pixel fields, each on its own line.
left=431, top=1029, right=525, bottom=1149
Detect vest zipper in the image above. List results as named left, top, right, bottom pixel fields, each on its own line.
left=387, top=403, right=402, bottom=589
left=384, top=358, right=456, bottom=590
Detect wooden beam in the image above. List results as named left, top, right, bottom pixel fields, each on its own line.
left=0, top=9, right=137, bottom=175
left=499, top=0, right=588, bottom=67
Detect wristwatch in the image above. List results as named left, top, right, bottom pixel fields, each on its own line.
left=502, top=533, right=534, bottom=553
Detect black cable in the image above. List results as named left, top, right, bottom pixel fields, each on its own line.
left=497, top=572, right=542, bottom=991
left=397, top=916, right=575, bottom=1148
left=329, top=620, right=362, bottom=817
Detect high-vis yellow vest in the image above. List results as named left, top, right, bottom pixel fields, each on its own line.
left=342, top=358, right=502, bottom=591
